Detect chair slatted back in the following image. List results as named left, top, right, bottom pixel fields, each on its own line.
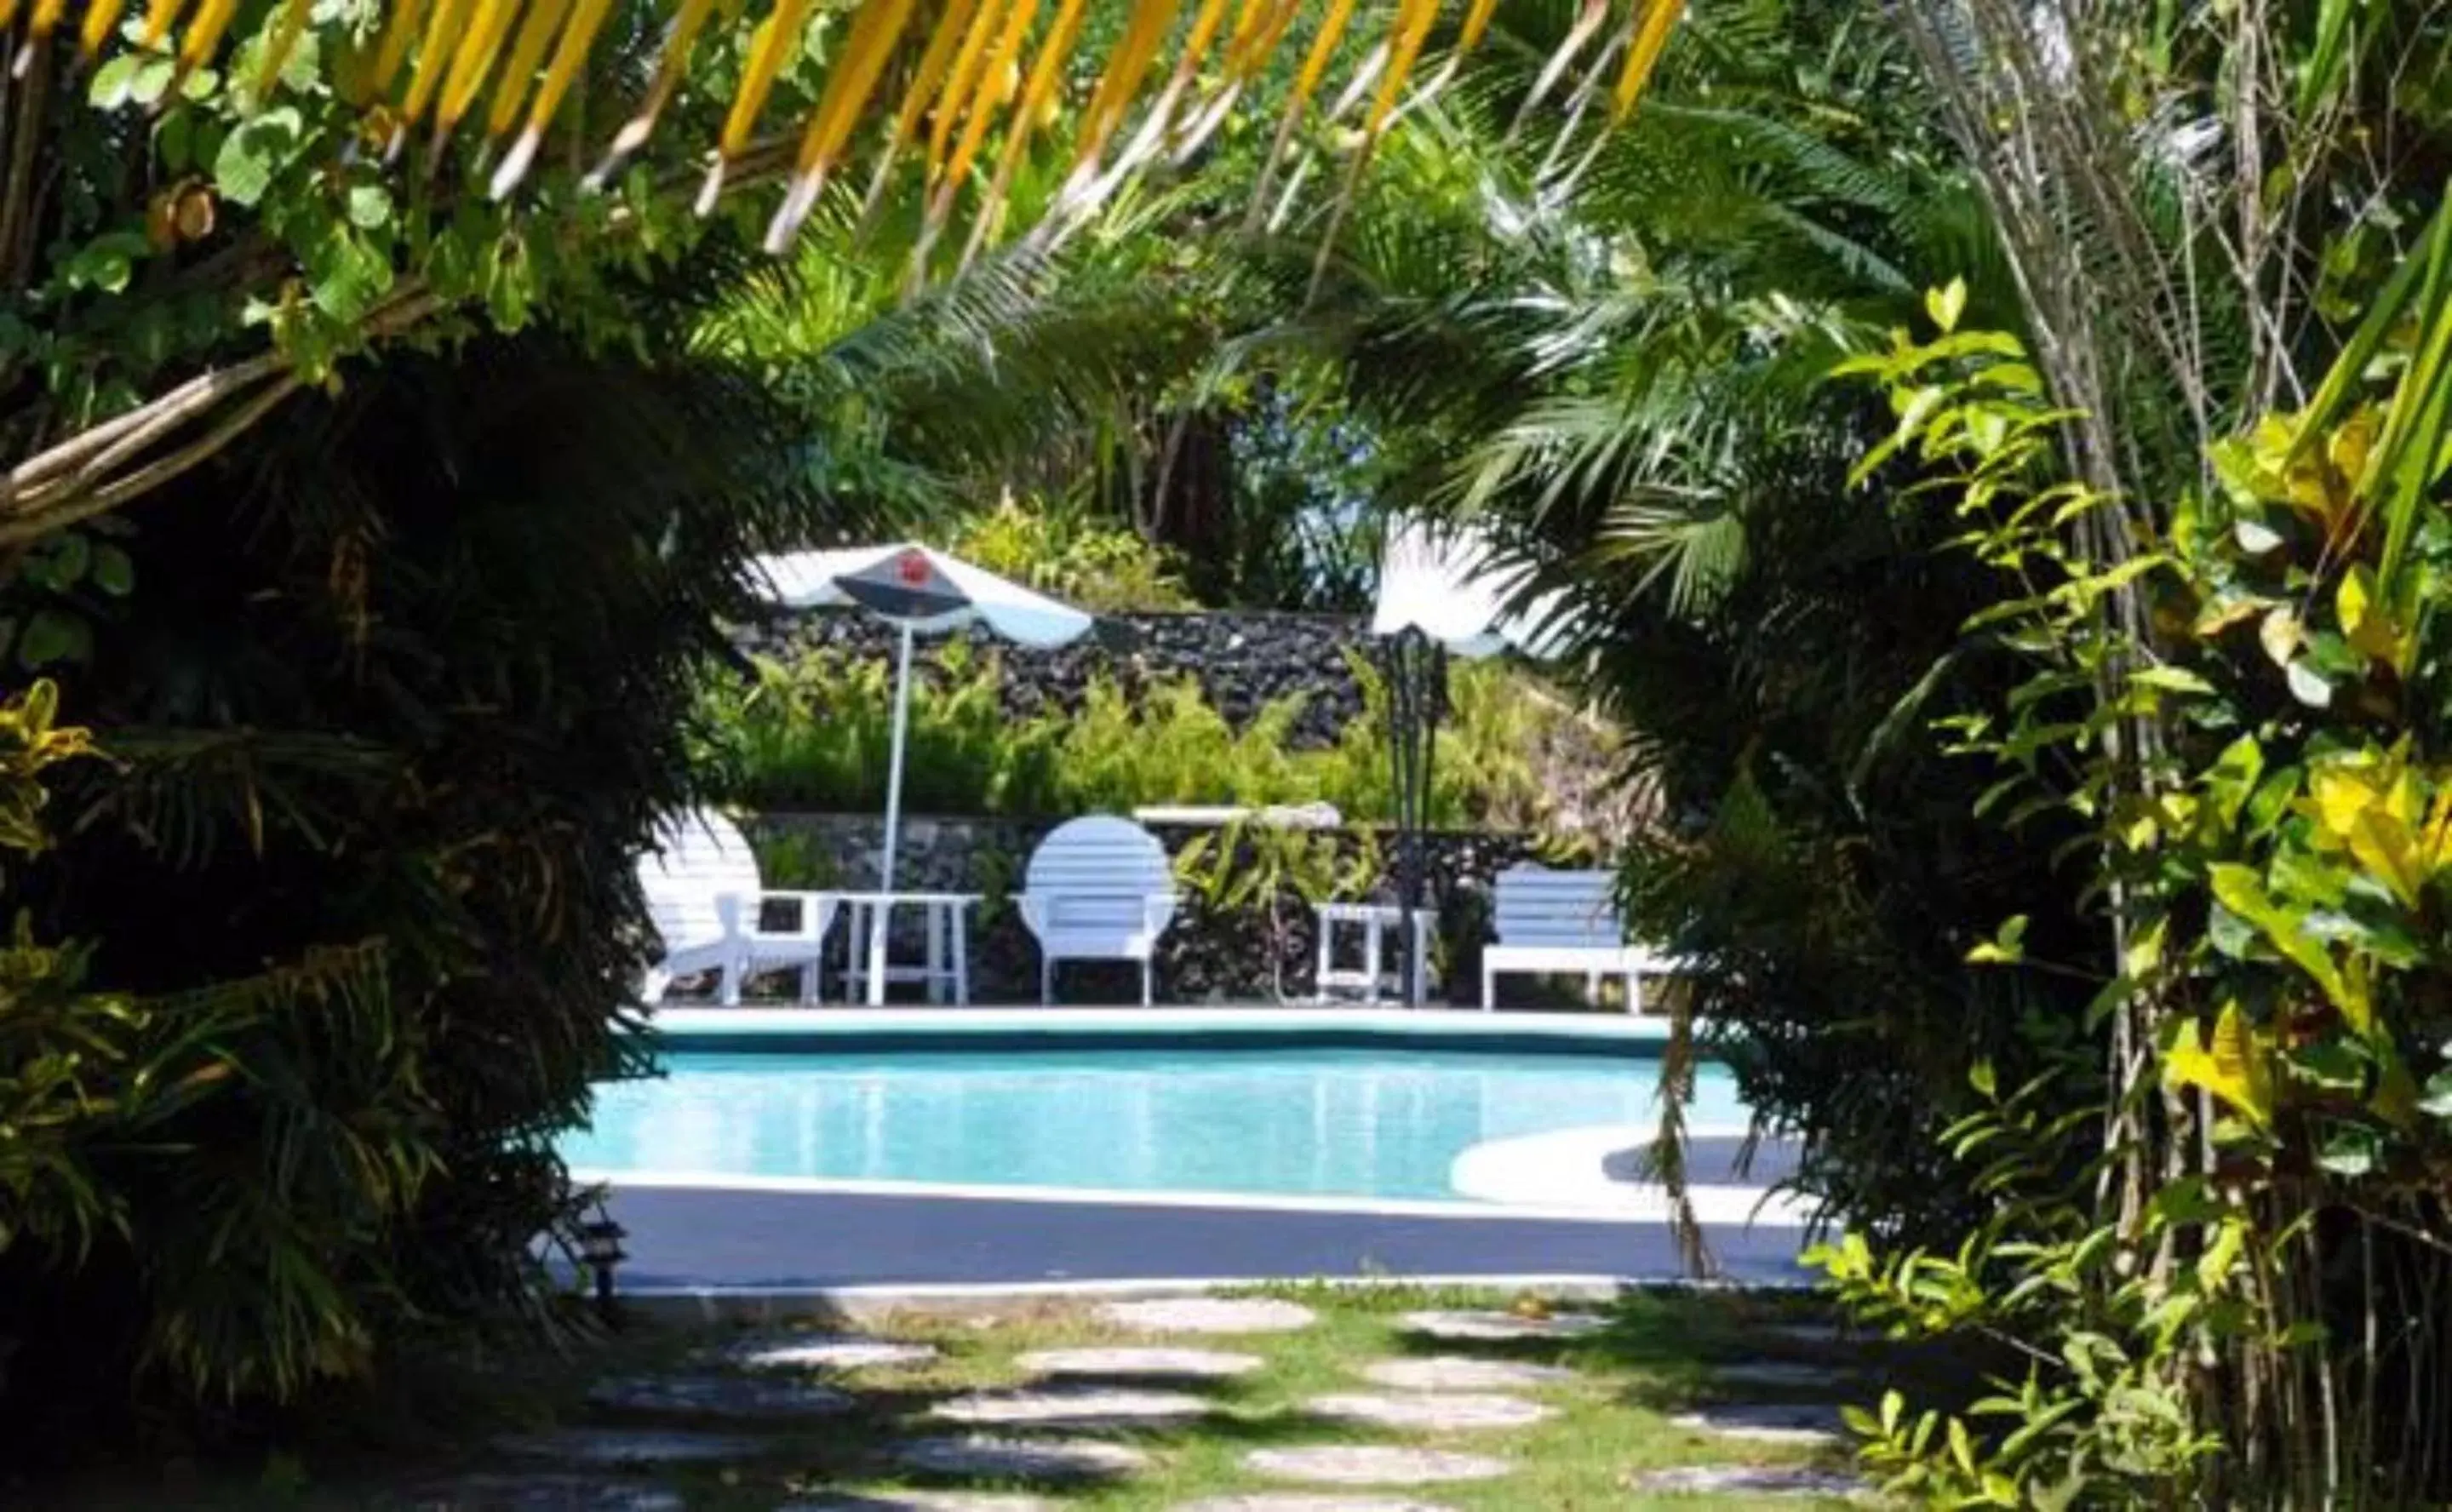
left=1492, top=867, right=1624, bottom=949
left=639, top=809, right=759, bottom=952
left=1024, top=816, right=1177, bottom=938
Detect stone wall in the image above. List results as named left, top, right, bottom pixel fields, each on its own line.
left=735, top=608, right=1372, bottom=749
left=739, top=811, right=1547, bottom=1006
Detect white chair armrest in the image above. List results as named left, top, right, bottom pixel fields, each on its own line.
left=757, top=889, right=838, bottom=938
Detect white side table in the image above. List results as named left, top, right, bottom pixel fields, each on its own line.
left=1314, top=902, right=1437, bottom=1005
left=838, top=891, right=980, bottom=1005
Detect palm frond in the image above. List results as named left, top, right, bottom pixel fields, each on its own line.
left=37, top=0, right=1681, bottom=273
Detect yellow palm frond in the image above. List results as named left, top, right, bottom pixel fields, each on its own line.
left=42, top=0, right=1681, bottom=272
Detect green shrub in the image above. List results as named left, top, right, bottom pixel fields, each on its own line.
left=696, top=642, right=1602, bottom=836
left=0, top=337, right=822, bottom=1450
left=945, top=497, right=1197, bottom=613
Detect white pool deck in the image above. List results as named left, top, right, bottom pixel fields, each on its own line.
left=639, top=1004, right=1676, bottom=1042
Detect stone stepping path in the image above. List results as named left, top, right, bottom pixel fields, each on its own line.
left=929, top=1383, right=1213, bottom=1430
left=785, top=1493, right=1055, bottom=1512
left=414, top=1473, right=687, bottom=1509
left=1398, top=1309, right=1604, bottom=1343
left=587, top=1374, right=853, bottom=1418
left=1626, top=1465, right=1870, bottom=1498
left=1359, top=1357, right=1574, bottom=1392
left=1017, top=1346, right=1263, bottom=1383
left=1708, top=1360, right=1853, bottom=1391
left=1670, top=1401, right=1848, bottom=1446
left=490, top=1428, right=765, bottom=1466
left=894, top=1435, right=1149, bottom=1482
left=722, top=1335, right=942, bottom=1372
left=1246, top=1446, right=1509, bottom=1486
left=1762, top=1321, right=1853, bottom=1349
left=1172, top=1498, right=1454, bottom=1511
left=1099, top=1297, right=1318, bottom=1335
left=1307, top=1393, right=1554, bottom=1431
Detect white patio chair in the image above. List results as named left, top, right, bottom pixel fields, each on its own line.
left=1480, top=866, right=1677, bottom=1011
left=637, top=809, right=838, bottom=1005
left=1018, top=815, right=1178, bottom=1005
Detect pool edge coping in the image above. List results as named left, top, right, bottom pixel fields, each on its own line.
left=570, top=1161, right=1801, bottom=1227
left=633, top=1005, right=1675, bottom=1043
left=616, top=1272, right=1818, bottom=1326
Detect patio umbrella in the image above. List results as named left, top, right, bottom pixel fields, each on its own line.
left=755, top=545, right=1093, bottom=999
left=1369, top=518, right=1577, bottom=1004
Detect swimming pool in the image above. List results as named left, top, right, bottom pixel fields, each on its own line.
left=562, top=1040, right=1750, bottom=1206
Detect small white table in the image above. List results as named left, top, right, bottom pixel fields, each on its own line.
left=838, top=891, right=981, bottom=1006
left=1314, top=902, right=1438, bottom=1005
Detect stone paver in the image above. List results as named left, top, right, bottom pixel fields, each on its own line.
left=722, top=1335, right=942, bottom=1372
left=1359, top=1357, right=1575, bottom=1392
left=1172, top=1490, right=1451, bottom=1499
left=784, top=1493, right=1055, bottom=1512
left=930, top=1384, right=1213, bottom=1430
left=1098, top=1297, right=1318, bottom=1335
left=490, top=1428, right=764, bottom=1466
left=1762, top=1321, right=1852, bottom=1349
left=1397, top=1309, right=1605, bottom=1343
left=412, top=1473, right=687, bottom=1510
left=1670, top=1401, right=1848, bottom=1446
left=1307, top=1393, right=1554, bottom=1431
left=587, top=1374, right=853, bottom=1418
left=1709, top=1360, right=1853, bottom=1390
left=1245, top=1446, right=1509, bottom=1486
left=1626, top=1465, right=1871, bottom=1498
left=1017, top=1346, right=1264, bottom=1382
left=894, top=1435, right=1150, bottom=1482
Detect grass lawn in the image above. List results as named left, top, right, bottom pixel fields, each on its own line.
left=52, top=1283, right=1882, bottom=1509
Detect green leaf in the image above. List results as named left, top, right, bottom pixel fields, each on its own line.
left=2289, top=1040, right=2366, bottom=1091
left=2317, top=1125, right=2380, bottom=1177
left=2420, top=1069, right=2452, bottom=1120
left=304, top=226, right=394, bottom=322
left=1967, top=914, right=2027, bottom=965
left=2132, top=664, right=2216, bottom=696
left=17, top=610, right=90, bottom=670
left=43, top=532, right=91, bottom=589
left=89, top=54, right=141, bottom=109
left=2164, top=1000, right=2277, bottom=1130
left=129, top=54, right=179, bottom=107
left=64, top=233, right=148, bottom=295
left=157, top=109, right=193, bottom=174
left=1925, top=278, right=1968, bottom=334
left=346, top=184, right=392, bottom=230
left=91, top=545, right=135, bottom=597
left=213, top=107, right=302, bottom=209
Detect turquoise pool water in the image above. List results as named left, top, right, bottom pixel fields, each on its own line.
left=562, top=1047, right=1750, bottom=1202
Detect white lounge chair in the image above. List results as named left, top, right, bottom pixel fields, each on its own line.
left=1479, top=866, right=1676, bottom=1012
left=1018, top=815, right=1178, bottom=1005
left=637, top=809, right=839, bottom=1005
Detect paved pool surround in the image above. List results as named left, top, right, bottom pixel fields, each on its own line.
left=586, top=1008, right=1807, bottom=1294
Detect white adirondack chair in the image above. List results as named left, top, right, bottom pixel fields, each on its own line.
left=1480, top=866, right=1676, bottom=1012
left=637, top=809, right=839, bottom=1005
left=1018, top=816, right=1178, bottom=1005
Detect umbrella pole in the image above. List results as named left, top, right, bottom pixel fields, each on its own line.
left=870, top=621, right=917, bottom=1006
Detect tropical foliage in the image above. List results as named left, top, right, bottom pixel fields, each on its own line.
left=693, top=638, right=1609, bottom=837
left=3, top=0, right=1676, bottom=551
left=0, top=329, right=832, bottom=1446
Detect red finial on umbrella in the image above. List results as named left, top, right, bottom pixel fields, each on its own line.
left=896, top=550, right=930, bottom=586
